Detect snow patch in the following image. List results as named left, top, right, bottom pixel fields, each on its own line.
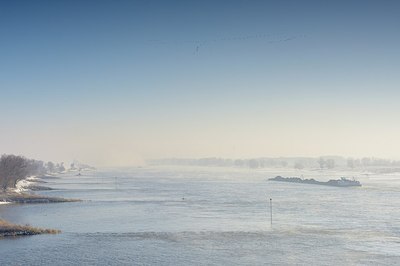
left=14, top=175, right=37, bottom=193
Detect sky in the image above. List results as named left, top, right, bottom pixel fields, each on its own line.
left=1, top=0, right=400, bottom=166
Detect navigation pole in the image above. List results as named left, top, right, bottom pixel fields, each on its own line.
left=270, top=198, right=272, bottom=226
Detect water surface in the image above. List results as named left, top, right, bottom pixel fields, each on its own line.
left=1, top=166, right=399, bottom=265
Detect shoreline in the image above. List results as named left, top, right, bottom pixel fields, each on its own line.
left=1, top=174, right=79, bottom=204
left=0, top=219, right=60, bottom=237
left=0, top=191, right=79, bottom=204
left=0, top=174, right=80, bottom=238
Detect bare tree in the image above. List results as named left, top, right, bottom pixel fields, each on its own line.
left=0, top=155, right=48, bottom=191
left=294, top=162, right=304, bottom=170
left=347, top=158, right=355, bottom=169
left=0, top=155, right=29, bottom=191
left=317, top=157, right=326, bottom=169
left=46, top=161, right=55, bottom=173
left=326, top=159, right=335, bottom=169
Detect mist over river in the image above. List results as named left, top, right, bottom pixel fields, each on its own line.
left=1, top=166, right=399, bottom=265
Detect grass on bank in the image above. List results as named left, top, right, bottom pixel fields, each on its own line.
left=0, top=219, right=60, bottom=237
left=0, top=191, right=80, bottom=204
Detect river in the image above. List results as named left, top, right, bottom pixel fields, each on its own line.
left=0, top=166, right=399, bottom=265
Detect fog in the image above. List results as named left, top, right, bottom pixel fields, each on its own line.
left=1, top=2, right=400, bottom=264
left=1, top=112, right=400, bottom=167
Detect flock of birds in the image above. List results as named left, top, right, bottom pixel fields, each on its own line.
left=148, top=33, right=306, bottom=54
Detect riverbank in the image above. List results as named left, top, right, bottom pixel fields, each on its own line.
left=1, top=174, right=80, bottom=204
left=0, top=174, right=80, bottom=237
left=0, top=191, right=79, bottom=204
left=0, top=219, right=60, bottom=237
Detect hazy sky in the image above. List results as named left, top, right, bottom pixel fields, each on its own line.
left=1, top=1, right=400, bottom=166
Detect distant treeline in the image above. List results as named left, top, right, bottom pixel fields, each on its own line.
left=148, top=156, right=400, bottom=170
left=69, top=160, right=96, bottom=171
left=0, top=154, right=65, bottom=191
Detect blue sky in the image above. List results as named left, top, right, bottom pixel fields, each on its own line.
left=1, top=1, right=400, bottom=165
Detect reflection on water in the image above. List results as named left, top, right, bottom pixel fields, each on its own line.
left=0, top=166, right=399, bottom=265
